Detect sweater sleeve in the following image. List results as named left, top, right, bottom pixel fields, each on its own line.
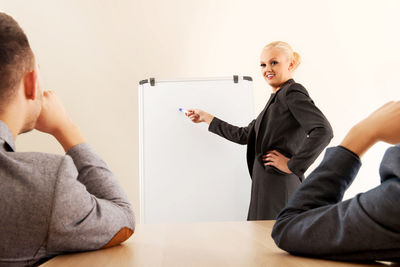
left=47, top=143, right=135, bottom=253
left=286, top=85, right=333, bottom=177
left=208, top=117, right=255, bottom=145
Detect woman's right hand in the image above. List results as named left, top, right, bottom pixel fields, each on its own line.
left=186, top=109, right=214, bottom=125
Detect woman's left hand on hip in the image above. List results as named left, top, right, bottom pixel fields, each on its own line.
left=262, top=150, right=292, bottom=174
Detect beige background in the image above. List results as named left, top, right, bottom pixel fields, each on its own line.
left=1, top=0, right=400, bottom=222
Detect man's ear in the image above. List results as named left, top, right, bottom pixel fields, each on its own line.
left=23, top=69, right=38, bottom=100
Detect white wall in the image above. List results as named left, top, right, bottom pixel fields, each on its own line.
left=1, top=0, right=400, bottom=221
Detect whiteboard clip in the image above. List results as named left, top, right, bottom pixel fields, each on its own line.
left=150, top=78, right=155, bottom=86
left=233, top=75, right=239, bottom=83
left=139, top=79, right=148, bottom=85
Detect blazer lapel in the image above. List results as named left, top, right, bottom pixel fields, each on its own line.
left=254, top=93, right=276, bottom=135
left=254, top=79, right=295, bottom=136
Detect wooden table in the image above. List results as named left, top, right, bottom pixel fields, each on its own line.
left=41, top=220, right=398, bottom=267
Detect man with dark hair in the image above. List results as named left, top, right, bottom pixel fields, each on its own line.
left=0, top=13, right=34, bottom=108
left=272, top=101, right=400, bottom=262
left=0, top=12, right=135, bottom=266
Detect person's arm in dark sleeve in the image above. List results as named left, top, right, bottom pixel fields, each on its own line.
left=208, top=117, right=255, bottom=145
left=272, top=101, right=400, bottom=261
left=47, top=143, right=135, bottom=253
left=186, top=109, right=254, bottom=145
left=272, top=146, right=400, bottom=261
left=286, top=85, right=333, bottom=177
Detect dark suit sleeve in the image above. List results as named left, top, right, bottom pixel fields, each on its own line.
left=208, top=117, right=255, bottom=145
left=286, top=85, right=333, bottom=177
left=271, top=146, right=400, bottom=261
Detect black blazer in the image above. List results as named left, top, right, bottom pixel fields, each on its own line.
left=208, top=79, right=333, bottom=180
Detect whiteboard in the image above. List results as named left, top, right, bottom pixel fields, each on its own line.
left=138, top=76, right=254, bottom=223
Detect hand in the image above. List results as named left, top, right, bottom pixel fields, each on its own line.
left=35, top=91, right=72, bottom=135
left=341, top=101, right=400, bottom=157
left=35, top=91, right=85, bottom=151
left=262, top=150, right=292, bottom=174
left=363, top=101, right=400, bottom=144
left=186, top=109, right=214, bottom=125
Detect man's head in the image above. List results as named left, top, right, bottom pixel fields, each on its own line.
left=0, top=12, right=43, bottom=136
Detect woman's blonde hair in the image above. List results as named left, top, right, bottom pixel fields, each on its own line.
left=264, top=41, right=301, bottom=70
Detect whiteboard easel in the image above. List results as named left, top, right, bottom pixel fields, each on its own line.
left=138, top=76, right=254, bottom=223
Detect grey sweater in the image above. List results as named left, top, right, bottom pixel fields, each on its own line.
left=0, top=121, right=135, bottom=266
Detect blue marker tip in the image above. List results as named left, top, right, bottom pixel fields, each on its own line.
left=179, top=108, right=189, bottom=114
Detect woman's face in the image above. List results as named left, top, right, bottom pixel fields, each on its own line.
left=260, top=48, right=294, bottom=92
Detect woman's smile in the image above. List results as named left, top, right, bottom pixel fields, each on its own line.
left=266, top=73, right=275, bottom=80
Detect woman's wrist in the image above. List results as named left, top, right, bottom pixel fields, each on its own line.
left=204, top=113, right=214, bottom=125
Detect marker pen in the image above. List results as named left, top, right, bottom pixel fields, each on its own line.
left=179, top=108, right=189, bottom=114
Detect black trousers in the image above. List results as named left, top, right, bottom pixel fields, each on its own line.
left=247, top=159, right=301, bottom=220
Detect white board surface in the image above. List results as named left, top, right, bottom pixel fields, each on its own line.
left=139, top=76, right=254, bottom=224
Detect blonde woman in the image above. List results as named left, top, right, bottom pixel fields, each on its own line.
left=187, top=41, right=333, bottom=220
